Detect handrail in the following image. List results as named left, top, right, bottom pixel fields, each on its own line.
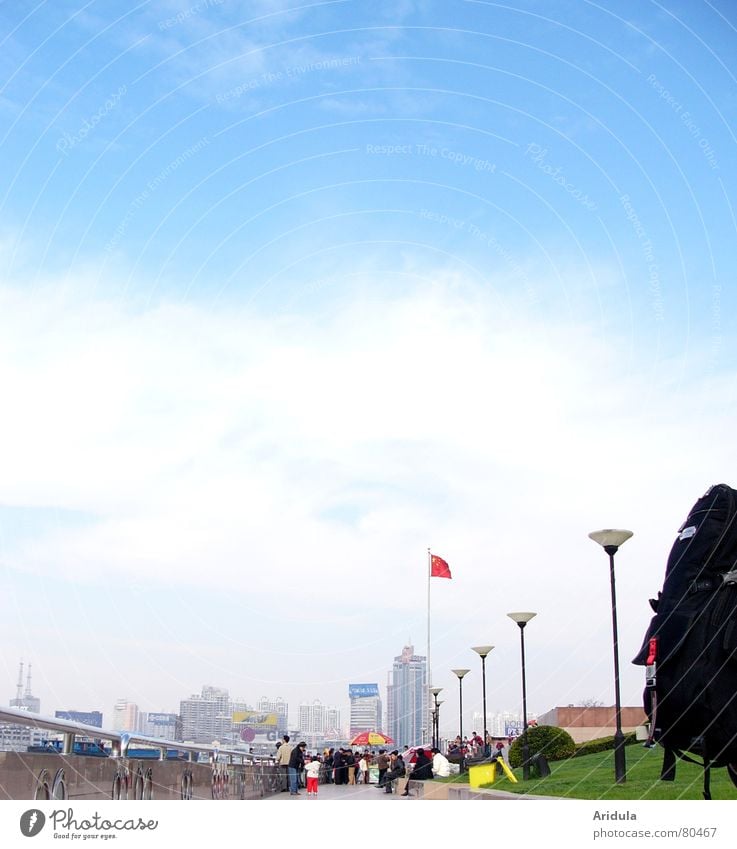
left=0, top=706, right=276, bottom=764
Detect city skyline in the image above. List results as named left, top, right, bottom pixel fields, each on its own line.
left=4, top=656, right=540, bottom=742
left=2, top=2, right=736, bottom=734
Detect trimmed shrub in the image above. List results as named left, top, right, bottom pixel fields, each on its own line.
left=573, top=732, right=638, bottom=758
left=508, top=725, right=575, bottom=767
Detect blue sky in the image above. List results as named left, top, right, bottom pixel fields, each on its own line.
left=1, top=0, right=736, bottom=737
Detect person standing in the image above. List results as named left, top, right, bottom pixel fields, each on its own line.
left=288, top=741, right=307, bottom=796
left=346, top=749, right=356, bottom=785
left=376, top=750, right=389, bottom=788
left=275, top=735, right=293, bottom=792
left=322, top=748, right=334, bottom=784
left=333, top=748, right=345, bottom=785
left=305, top=755, right=321, bottom=796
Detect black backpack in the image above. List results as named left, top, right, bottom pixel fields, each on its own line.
left=633, top=483, right=737, bottom=798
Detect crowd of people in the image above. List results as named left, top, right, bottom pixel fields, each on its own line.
left=446, top=732, right=511, bottom=761
left=273, top=734, right=468, bottom=797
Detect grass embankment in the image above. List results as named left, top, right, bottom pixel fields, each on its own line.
left=480, top=746, right=737, bottom=800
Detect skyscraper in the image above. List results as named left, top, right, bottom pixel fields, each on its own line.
left=349, top=684, right=382, bottom=735
left=387, top=645, right=428, bottom=747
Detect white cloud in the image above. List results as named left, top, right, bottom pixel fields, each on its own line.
left=1, top=266, right=735, bottom=721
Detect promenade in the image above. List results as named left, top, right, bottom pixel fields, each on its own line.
left=263, top=780, right=542, bottom=801
left=264, top=782, right=406, bottom=801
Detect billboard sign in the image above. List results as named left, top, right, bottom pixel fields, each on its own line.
left=147, top=713, right=177, bottom=726
left=349, top=683, right=379, bottom=699
left=233, top=711, right=278, bottom=741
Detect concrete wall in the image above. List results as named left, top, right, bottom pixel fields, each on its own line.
left=0, top=752, right=283, bottom=801
left=537, top=706, right=647, bottom=743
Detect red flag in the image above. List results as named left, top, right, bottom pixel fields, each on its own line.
left=430, top=554, right=452, bottom=579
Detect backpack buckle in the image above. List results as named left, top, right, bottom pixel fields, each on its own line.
left=722, top=570, right=737, bottom=585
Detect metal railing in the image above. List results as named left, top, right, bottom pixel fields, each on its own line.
left=0, top=705, right=275, bottom=765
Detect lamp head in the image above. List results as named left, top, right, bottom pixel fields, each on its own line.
left=471, top=645, right=494, bottom=658
left=429, top=687, right=443, bottom=697
left=507, top=612, right=536, bottom=628
left=588, top=529, right=633, bottom=553
left=451, top=668, right=470, bottom=680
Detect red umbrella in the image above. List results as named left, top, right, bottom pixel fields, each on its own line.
left=349, top=731, right=395, bottom=747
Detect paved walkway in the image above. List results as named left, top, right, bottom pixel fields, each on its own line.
left=264, top=782, right=408, bottom=801
left=264, top=781, right=552, bottom=801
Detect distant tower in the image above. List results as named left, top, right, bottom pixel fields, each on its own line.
left=15, top=660, right=24, bottom=702
left=10, top=659, right=41, bottom=713
left=2, top=659, right=43, bottom=752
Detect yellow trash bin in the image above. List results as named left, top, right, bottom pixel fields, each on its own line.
left=469, top=760, right=518, bottom=787
left=469, top=763, right=497, bottom=788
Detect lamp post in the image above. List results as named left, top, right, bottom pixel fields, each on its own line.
left=589, top=528, right=633, bottom=785
left=507, top=612, right=536, bottom=780
left=451, top=669, right=470, bottom=772
left=429, top=687, right=443, bottom=749
left=471, top=645, right=494, bottom=756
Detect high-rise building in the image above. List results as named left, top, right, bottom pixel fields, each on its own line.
left=387, top=645, right=427, bottom=747
left=348, top=684, right=382, bottom=735
left=326, top=707, right=341, bottom=738
left=112, top=700, right=141, bottom=733
left=297, top=700, right=342, bottom=746
left=298, top=699, right=327, bottom=735
left=0, top=722, right=45, bottom=752
left=471, top=711, right=535, bottom=737
left=179, top=686, right=231, bottom=743
left=143, top=712, right=181, bottom=741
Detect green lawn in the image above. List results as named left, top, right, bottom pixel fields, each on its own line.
left=477, top=746, right=737, bottom=800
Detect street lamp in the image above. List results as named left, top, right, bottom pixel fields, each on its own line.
left=451, top=669, right=470, bottom=771
left=471, top=645, right=494, bottom=756
left=507, top=612, right=536, bottom=780
left=429, top=687, right=443, bottom=749
left=589, top=528, right=633, bottom=785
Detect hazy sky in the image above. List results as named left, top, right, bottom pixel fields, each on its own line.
left=1, top=0, right=736, bottom=739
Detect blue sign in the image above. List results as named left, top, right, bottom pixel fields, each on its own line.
left=349, top=683, right=379, bottom=698
left=505, top=721, right=524, bottom=737
left=147, top=713, right=177, bottom=725
left=55, top=710, right=103, bottom=727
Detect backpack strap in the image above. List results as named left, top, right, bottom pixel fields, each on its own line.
left=665, top=746, right=714, bottom=799
left=703, top=762, right=712, bottom=800
left=703, top=741, right=712, bottom=801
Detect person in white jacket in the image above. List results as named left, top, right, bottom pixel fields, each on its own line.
left=431, top=747, right=450, bottom=778
left=305, top=755, right=321, bottom=796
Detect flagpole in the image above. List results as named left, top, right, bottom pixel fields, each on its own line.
left=427, top=547, right=432, bottom=741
